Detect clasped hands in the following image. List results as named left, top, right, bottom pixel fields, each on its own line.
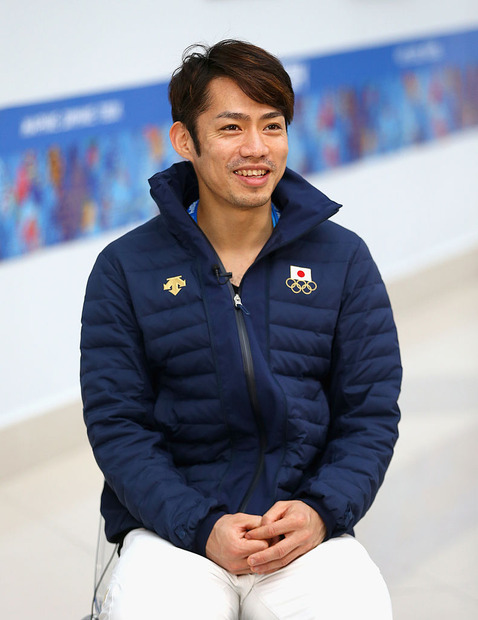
left=205, top=500, right=326, bottom=576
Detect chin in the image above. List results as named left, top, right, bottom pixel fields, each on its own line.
left=234, top=198, right=271, bottom=211
left=233, top=191, right=273, bottom=209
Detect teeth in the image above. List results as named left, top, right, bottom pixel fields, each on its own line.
left=234, top=169, right=267, bottom=177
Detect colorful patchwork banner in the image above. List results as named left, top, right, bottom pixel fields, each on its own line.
left=1, top=28, right=477, bottom=260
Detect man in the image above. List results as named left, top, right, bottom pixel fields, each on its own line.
left=81, top=40, right=402, bottom=619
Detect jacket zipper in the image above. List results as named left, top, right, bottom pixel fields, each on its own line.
left=231, top=286, right=267, bottom=512
left=185, top=214, right=268, bottom=512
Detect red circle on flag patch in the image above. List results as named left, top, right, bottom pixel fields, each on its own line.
left=297, top=270, right=305, bottom=278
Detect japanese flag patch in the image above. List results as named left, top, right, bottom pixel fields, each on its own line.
left=290, top=265, right=312, bottom=281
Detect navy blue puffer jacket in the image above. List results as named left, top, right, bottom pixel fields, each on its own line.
left=80, top=161, right=401, bottom=556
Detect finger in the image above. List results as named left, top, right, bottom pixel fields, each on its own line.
left=226, top=556, right=259, bottom=575
left=249, top=549, right=301, bottom=575
left=245, top=501, right=304, bottom=540
left=232, top=539, right=270, bottom=574
left=248, top=543, right=304, bottom=575
left=260, top=501, right=288, bottom=525
left=237, top=513, right=264, bottom=531
left=245, top=516, right=294, bottom=541
left=233, top=564, right=259, bottom=576
left=247, top=534, right=298, bottom=568
left=239, top=538, right=270, bottom=556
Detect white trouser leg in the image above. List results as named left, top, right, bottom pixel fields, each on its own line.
left=99, top=528, right=239, bottom=620
left=99, top=529, right=392, bottom=620
left=241, top=535, right=392, bottom=620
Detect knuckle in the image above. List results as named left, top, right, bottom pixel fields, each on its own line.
left=277, top=544, right=288, bottom=559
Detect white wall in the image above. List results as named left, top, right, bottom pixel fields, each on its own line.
left=1, top=0, right=478, bottom=426
left=316, top=128, right=478, bottom=279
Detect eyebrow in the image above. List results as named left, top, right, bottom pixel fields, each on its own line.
left=215, top=110, right=283, bottom=121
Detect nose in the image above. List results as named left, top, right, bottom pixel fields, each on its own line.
left=239, top=128, right=269, bottom=158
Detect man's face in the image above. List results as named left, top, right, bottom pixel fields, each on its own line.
left=182, top=77, right=289, bottom=213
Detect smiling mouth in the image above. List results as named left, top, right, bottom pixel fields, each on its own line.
left=234, top=169, right=269, bottom=177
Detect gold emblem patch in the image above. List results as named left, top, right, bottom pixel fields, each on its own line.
left=163, top=275, right=186, bottom=296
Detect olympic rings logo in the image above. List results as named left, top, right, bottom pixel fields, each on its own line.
left=286, top=278, right=318, bottom=295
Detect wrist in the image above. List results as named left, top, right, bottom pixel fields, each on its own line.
left=194, top=510, right=227, bottom=557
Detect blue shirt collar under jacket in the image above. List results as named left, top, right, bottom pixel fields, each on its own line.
left=187, top=199, right=281, bottom=228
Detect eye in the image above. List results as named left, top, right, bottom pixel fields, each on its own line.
left=265, top=123, right=283, bottom=131
left=221, top=124, right=241, bottom=131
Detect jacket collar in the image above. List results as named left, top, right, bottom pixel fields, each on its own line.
left=148, top=161, right=341, bottom=253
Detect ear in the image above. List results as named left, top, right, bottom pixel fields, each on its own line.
left=169, top=121, right=197, bottom=161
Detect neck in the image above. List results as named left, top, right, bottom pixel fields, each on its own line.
left=198, top=200, right=273, bottom=252
left=197, top=200, right=273, bottom=286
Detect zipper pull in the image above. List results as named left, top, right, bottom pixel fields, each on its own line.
left=233, top=293, right=250, bottom=315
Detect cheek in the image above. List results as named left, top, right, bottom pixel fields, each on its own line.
left=274, top=138, right=289, bottom=159
left=202, top=145, right=231, bottom=169
left=279, top=144, right=289, bottom=166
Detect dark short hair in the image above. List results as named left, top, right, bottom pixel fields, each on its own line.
left=169, top=39, right=295, bottom=154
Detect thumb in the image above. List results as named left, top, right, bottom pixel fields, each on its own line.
left=239, top=513, right=264, bottom=531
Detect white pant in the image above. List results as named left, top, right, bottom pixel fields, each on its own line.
left=100, top=528, right=392, bottom=619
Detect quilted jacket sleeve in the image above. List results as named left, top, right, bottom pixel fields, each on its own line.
left=295, top=238, right=402, bottom=538
left=80, top=250, right=225, bottom=554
